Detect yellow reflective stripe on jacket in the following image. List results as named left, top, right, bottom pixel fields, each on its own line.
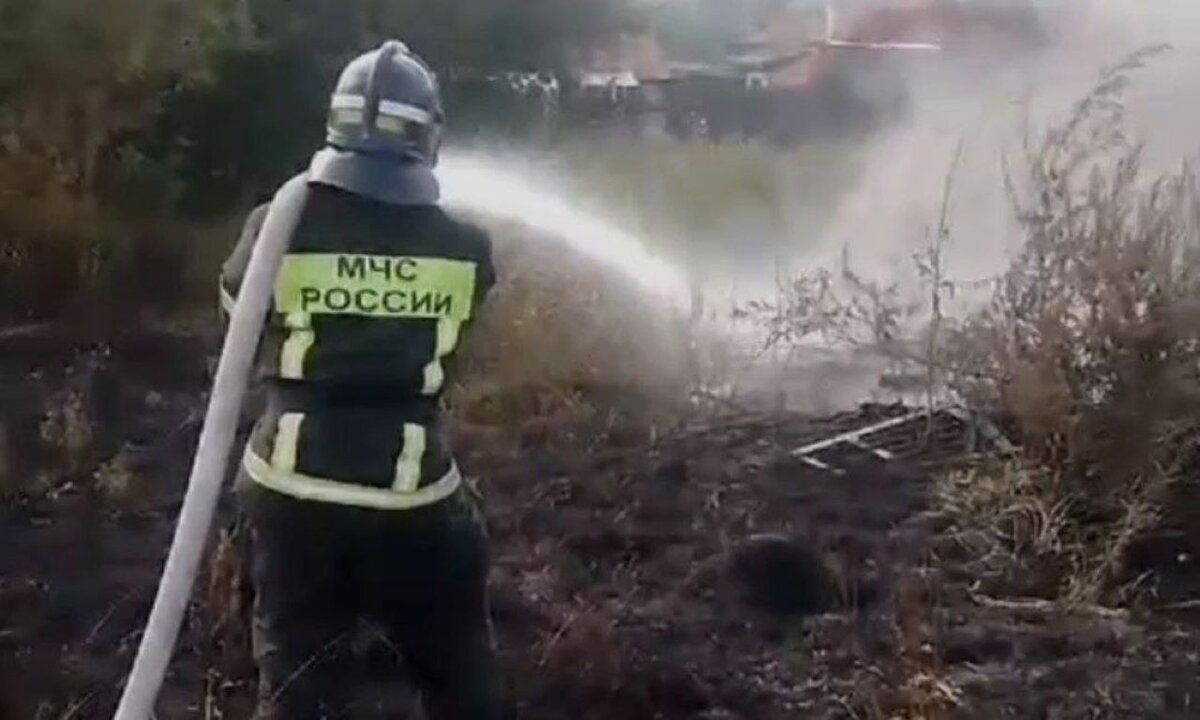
left=243, top=446, right=461, bottom=510
left=422, top=318, right=463, bottom=395
left=279, top=312, right=315, bottom=380
left=271, top=413, right=304, bottom=472
left=392, top=423, right=427, bottom=492
left=274, top=254, right=477, bottom=321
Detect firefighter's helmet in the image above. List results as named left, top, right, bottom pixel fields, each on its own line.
left=308, top=40, right=443, bottom=205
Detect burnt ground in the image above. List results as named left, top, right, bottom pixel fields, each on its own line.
left=2, top=327, right=1199, bottom=719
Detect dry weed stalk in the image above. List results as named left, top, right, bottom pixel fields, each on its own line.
left=914, top=139, right=964, bottom=431
left=937, top=46, right=1200, bottom=605
left=742, top=255, right=918, bottom=358
left=888, top=569, right=962, bottom=720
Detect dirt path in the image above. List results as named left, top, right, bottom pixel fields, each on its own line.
left=1, top=329, right=1197, bottom=719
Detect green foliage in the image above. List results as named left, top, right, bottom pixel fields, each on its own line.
left=352, top=0, right=629, bottom=70
left=0, top=0, right=236, bottom=194
left=0, top=0, right=243, bottom=319
left=0, top=0, right=635, bottom=321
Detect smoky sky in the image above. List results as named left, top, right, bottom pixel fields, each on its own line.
left=813, top=0, right=1200, bottom=300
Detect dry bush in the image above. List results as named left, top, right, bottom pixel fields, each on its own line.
left=446, top=217, right=698, bottom=455
left=748, top=48, right=1199, bottom=606
left=0, top=151, right=105, bottom=320
left=0, top=148, right=197, bottom=323
left=937, top=47, right=1200, bottom=605
left=0, top=0, right=233, bottom=322
left=740, top=259, right=919, bottom=353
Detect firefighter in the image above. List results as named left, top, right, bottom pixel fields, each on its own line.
left=219, top=40, right=498, bottom=720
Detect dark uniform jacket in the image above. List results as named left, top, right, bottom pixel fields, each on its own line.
left=220, top=182, right=494, bottom=509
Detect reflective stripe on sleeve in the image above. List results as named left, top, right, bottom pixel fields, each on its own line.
left=279, top=312, right=314, bottom=380
left=271, top=413, right=304, bottom=473
left=421, top=318, right=462, bottom=395
left=243, top=446, right=461, bottom=510
left=393, top=423, right=427, bottom=492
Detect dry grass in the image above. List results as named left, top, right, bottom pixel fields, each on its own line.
left=18, top=359, right=166, bottom=509
left=92, top=445, right=139, bottom=505
left=37, top=386, right=95, bottom=484
left=0, top=149, right=232, bottom=324
left=934, top=460, right=1161, bottom=607
left=886, top=570, right=962, bottom=720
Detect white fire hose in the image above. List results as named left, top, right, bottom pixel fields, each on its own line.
left=113, top=174, right=310, bottom=720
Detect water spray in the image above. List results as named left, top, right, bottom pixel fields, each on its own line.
left=438, top=152, right=691, bottom=304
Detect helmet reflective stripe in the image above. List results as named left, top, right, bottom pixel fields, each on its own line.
left=329, top=95, right=365, bottom=128
left=330, top=93, right=434, bottom=135
left=379, top=99, right=434, bottom=125
left=330, top=94, right=367, bottom=110
left=332, top=95, right=434, bottom=124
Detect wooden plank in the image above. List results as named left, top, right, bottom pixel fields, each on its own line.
left=797, top=455, right=841, bottom=473
left=848, top=437, right=895, bottom=460
left=789, top=409, right=930, bottom=458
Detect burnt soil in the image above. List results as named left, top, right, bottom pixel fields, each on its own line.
left=2, top=327, right=1199, bottom=719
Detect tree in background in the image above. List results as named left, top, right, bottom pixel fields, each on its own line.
left=0, top=0, right=634, bottom=320
left=647, top=0, right=801, bottom=61
left=0, top=0, right=237, bottom=200
left=144, top=0, right=637, bottom=213
left=0, top=0, right=242, bottom=318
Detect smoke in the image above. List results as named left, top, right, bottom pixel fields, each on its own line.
left=728, top=0, right=1200, bottom=410
left=813, top=0, right=1200, bottom=302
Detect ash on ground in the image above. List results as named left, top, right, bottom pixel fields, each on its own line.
left=1, top=328, right=1197, bottom=719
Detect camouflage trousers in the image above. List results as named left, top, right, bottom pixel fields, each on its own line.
left=240, top=482, right=498, bottom=720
